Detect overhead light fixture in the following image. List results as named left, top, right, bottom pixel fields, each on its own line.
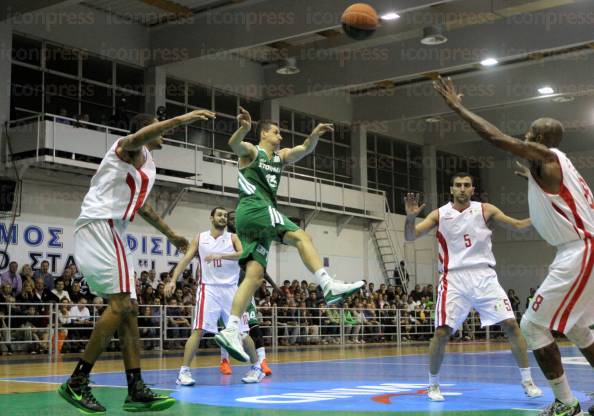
left=381, top=12, right=400, bottom=20
left=538, top=86, right=554, bottom=95
left=425, top=116, right=442, bottom=123
left=421, top=25, right=447, bottom=45
left=480, top=58, right=498, bottom=67
left=276, top=57, right=300, bottom=75
left=552, top=95, right=574, bottom=103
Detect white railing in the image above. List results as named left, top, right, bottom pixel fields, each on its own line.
left=5, top=112, right=387, bottom=220
left=0, top=302, right=518, bottom=359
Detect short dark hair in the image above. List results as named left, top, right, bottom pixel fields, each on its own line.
left=129, top=113, right=156, bottom=134
left=450, top=172, right=473, bottom=186
left=210, top=206, right=227, bottom=217
left=256, top=120, right=279, bottom=140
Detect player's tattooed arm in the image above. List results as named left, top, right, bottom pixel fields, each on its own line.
left=119, top=109, right=215, bottom=152
left=204, top=234, right=243, bottom=263
left=483, top=203, right=532, bottom=232
left=229, top=106, right=257, bottom=160
left=280, top=123, right=334, bottom=164
left=137, top=203, right=189, bottom=252
left=404, top=193, right=438, bottom=241
left=166, top=236, right=199, bottom=297
left=433, top=77, right=556, bottom=162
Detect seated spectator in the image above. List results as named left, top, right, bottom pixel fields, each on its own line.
left=33, top=260, right=54, bottom=290
left=15, top=304, right=48, bottom=354
left=68, top=298, right=92, bottom=352
left=51, top=279, right=71, bottom=302
left=297, top=301, right=319, bottom=344
left=59, top=267, right=73, bottom=293
left=422, top=284, right=434, bottom=301
left=277, top=300, right=299, bottom=345
left=322, top=303, right=340, bottom=344
left=20, top=264, right=34, bottom=286
left=147, top=269, right=160, bottom=290
left=139, top=306, right=159, bottom=350
left=300, top=280, right=310, bottom=298
left=410, top=284, right=423, bottom=302
left=16, top=280, right=36, bottom=303
left=166, top=299, right=189, bottom=348
left=1, top=261, right=22, bottom=296
left=255, top=281, right=270, bottom=302
left=182, top=285, right=194, bottom=305
left=69, top=282, right=84, bottom=303
left=142, top=286, right=156, bottom=305
left=0, top=283, right=13, bottom=301
left=343, top=302, right=362, bottom=344
left=56, top=299, right=71, bottom=352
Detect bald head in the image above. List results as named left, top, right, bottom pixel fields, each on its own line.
left=527, top=118, right=564, bottom=148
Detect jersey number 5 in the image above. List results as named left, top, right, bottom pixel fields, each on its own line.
left=464, top=234, right=472, bottom=247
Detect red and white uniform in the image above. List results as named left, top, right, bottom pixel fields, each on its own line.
left=524, top=148, right=594, bottom=333
left=192, top=230, right=249, bottom=333
left=435, top=201, right=514, bottom=330
left=74, top=139, right=156, bottom=298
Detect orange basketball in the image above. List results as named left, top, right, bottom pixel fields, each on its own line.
left=341, top=3, right=379, bottom=40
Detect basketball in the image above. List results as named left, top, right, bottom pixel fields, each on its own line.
left=341, top=3, right=379, bottom=40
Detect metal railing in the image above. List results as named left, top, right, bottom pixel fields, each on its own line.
left=0, top=302, right=520, bottom=359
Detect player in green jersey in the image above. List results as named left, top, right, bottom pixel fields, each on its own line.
left=215, top=107, right=364, bottom=362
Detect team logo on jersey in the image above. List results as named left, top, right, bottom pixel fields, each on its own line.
left=256, top=245, right=268, bottom=256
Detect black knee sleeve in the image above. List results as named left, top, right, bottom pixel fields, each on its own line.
left=249, top=324, right=264, bottom=350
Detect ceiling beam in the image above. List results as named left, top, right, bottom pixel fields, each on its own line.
left=0, top=0, right=79, bottom=21
left=148, top=0, right=457, bottom=66
left=263, top=1, right=594, bottom=97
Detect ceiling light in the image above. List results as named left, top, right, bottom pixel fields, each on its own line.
left=538, top=86, right=554, bottom=95
left=480, top=58, right=498, bottom=67
left=276, top=57, right=300, bottom=75
left=421, top=25, right=447, bottom=45
left=381, top=12, right=400, bottom=20
left=425, top=116, right=441, bottom=123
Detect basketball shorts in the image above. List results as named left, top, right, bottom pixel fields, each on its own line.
left=192, top=284, right=249, bottom=334
left=524, top=239, right=594, bottom=334
left=435, top=267, right=515, bottom=331
left=236, top=201, right=300, bottom=269
left=74, top=219, right=136, bottom=299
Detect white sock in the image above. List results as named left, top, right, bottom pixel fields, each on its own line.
left=314, top=269, right=332, bottom=288
left=429, top=373, right=439, bottom=386
left=180, top=365, right=190, bottom=374
left=220, top=348, right=229, bottom=361
left=257, top=347, right=266, bottom=365
left=519, top=367, right=532, bottom=383
left=227, top=315, right=240, bottom=330
left=549, top=374, right=576, bottom=405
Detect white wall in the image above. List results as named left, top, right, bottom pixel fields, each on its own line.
left=10, top=4, right=150, bottom=66
left=1, top=170, right=398, bottom=287
left=276, top=93, right=354, bottom=123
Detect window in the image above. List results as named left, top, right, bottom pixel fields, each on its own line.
left=12, top=34, right=41, bottom=67
left=10, top=64, right=42, bottom=115
left=214, top=90, right=237, bottom=115
left=240, top=97, right=260, bottom=121
left=45, top=44, right=78, bottom=75
left=166, top=78, right=186, bottom=103
left=83, top=54, right=112, bottom=84
left=366, top=133, right=425, bottom=214
left=187, top=83, right=211, bottom=109
left=116, top=64, right=144, bottom=92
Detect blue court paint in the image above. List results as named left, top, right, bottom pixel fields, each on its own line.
left=3, top=346, right=592, bottom=413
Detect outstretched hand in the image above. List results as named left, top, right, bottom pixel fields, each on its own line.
left=237, top=106, right=252, bottom=130
left=433, top=76, right=464, bottom=109
left=311, top=123, right=334, bottom=138
left=404, top=193, right=426, bottom=217
left=514, top=160, right=530, bottom=179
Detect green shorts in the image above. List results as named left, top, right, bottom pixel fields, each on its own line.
left=236, top=201, right=299, bottom=269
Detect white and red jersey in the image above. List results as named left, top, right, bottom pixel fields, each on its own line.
left=197, top=230, right=240, bottom=286
left=436, top=201, right=496, bottom=272
left=528, top=148, right=594, bottom=246
left=75, top=139, right=156, bottom=231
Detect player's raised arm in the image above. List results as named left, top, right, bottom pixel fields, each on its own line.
left=228, top=107, right=258, bottom=160
left=280, top=123, right=334, bottom=164
left=204, top=234, right=243, bottom=263
left=433, top=77, right=556, bottom=163
left=166, top=236, right=199, bottom=297
left=137, top=203, right=189, bottom=252
left=119, top=109, right=215, bottom=152
left=483, top=203, right=532, bottom=231
left=404, top=193, right=438, bottom=241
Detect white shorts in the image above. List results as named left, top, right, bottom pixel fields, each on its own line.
left=74, top=219, right=136, bottom=299
left=192, top=284, right=249, bottom=334
left=435, top=267, right=515, bottom=331
left=524, top=239, right=594, bottom=333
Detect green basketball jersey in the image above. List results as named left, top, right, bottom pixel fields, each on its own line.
left=238, top=145, right=283, bottom=206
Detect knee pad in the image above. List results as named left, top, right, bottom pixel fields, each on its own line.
left=520, top=316, right=554, bottom=350
left=565, top=325, right=594, bottom=349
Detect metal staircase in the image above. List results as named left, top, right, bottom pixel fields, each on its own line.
left=371, top=195, right=408, bottom=293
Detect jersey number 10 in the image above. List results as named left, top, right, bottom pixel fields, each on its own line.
left=213, top=259, right=223, bottom=268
